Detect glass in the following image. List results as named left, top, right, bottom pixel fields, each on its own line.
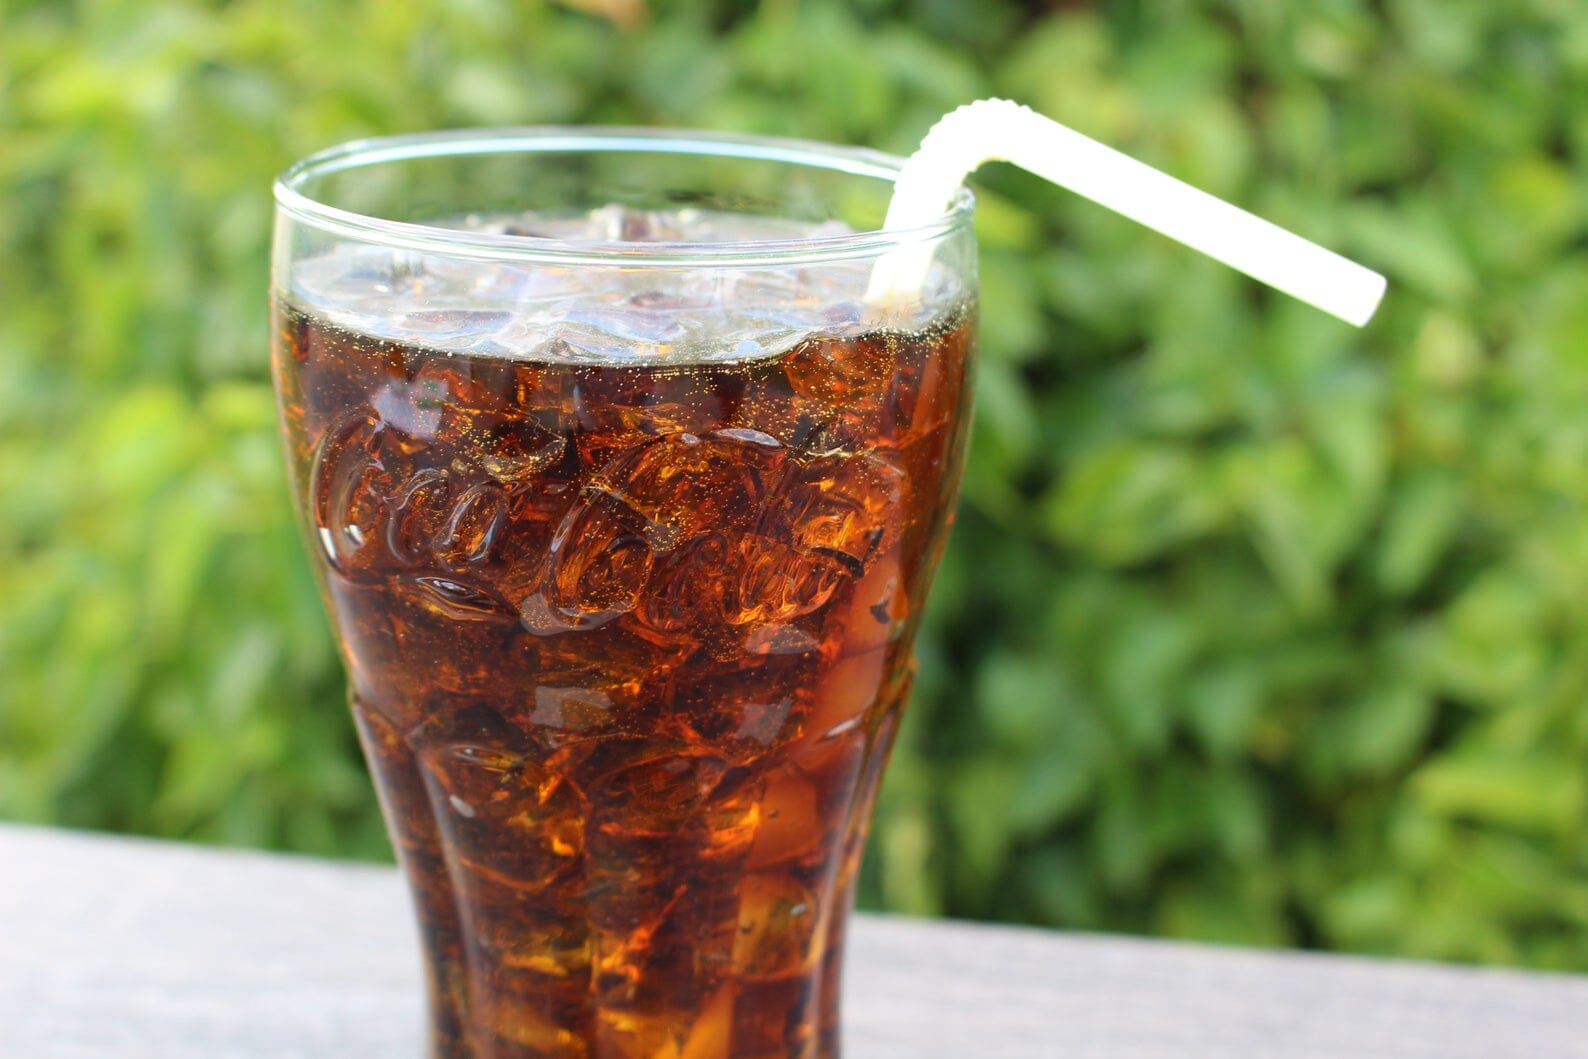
left=270, top=128, right=977, bottom=1058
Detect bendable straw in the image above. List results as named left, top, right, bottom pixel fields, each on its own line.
left=868, top=99, right=1386, bottom=327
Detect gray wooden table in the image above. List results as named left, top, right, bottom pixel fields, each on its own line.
left=4, top=824, right=1587, bottom=1057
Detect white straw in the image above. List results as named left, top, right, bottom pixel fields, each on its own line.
left=868, top=99, right=1386, bottom=327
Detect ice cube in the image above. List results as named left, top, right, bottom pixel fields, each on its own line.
left=748, top=728, right=868, bottom=872
left=530, top=685, right=614, bottom=734
left=477, top=992, right=588, bottom=1054
left=477, top=418, right=568, bottom=483
left=598, top=431, right=783, bottom=549
left=310, top=412, right=416, bottom=579
left=724, top=534, right=846, bottom=628
left=415, top=737, right=585, bottom=891
left=745, top=765, right=822, bottom=870
left=430, top=481, right=509, bottom=571
left=371, top=378, right=444, bottom=439
left=520, top=487, right=656, bottom=633
left=780, top=332, right=897, bottom=408
left=743, top=624, right=821, bottom=657
left=778, top=451, right=905, bottom=575
left=734, top=873, right=822, bottom=980
left=672, top=652, right=815, bottom=763
left=698, top=769, right=763, bottom=861
left=635, top=531, right=731, bottom=636
left=587, top=203, right=681, bottom=242
left=588, top=750, right=730, bottom=838
left=566, top=308, right=687, bottom=348
left=489, top=902, right=592, bottom=980
left=806, top=648, right=890, bottom=738
left=384, top=468, right=450, bottom=566
left=511, top=624, right=686, bottom=737
left=593, top=984, right=734, bottom=1059
left=395, top=308, right=513, bottom=339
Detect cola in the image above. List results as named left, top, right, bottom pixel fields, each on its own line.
left=272, top=211, right=974, bottom=1058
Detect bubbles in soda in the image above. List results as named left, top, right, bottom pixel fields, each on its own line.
left=274, top=207, right=974, bottom=1058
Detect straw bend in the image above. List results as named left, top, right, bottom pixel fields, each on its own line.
left=868, top=98, right=1386, bottom=327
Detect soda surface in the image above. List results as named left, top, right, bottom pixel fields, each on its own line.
left=273, top=209, right=975, bottom=1059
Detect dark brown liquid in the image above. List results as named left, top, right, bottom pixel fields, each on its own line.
left=273, top=293, right=974, bottom=1058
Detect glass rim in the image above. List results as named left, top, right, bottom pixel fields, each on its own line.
left=273, top=126, right=976, bottom=268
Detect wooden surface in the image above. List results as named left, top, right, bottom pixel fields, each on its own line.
left=3, top=824, right=1587, bottom=1057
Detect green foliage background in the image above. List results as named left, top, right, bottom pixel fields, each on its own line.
left=6, top=0, right=1588, bottom=969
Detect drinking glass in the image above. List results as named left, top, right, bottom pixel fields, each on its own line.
left=271, top=128, right=976, bottom=1058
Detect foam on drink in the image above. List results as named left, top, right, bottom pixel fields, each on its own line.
left=291, top=207, right=968, bottom=365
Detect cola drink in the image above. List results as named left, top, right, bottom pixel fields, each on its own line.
left=272, top=208, right=974, bottom=1058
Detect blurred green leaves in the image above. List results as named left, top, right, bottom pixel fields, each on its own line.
left=4, top=0, right=1588, bottom=970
